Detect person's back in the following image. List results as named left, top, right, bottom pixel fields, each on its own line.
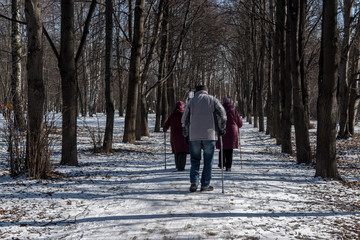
left=216, top=97, right=242, bottom=171
left=182, top=85, right=226, bottom=192
left=187, top=90, right=217, bottom=141
left=164, top=101, right=189, bottom=171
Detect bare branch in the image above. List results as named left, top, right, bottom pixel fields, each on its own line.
left=75, top=0, right=97, bottom=63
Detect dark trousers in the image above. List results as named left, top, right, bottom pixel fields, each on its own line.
left=175, top=152, right=187, bottom=170
left=218, top=149, right=233, bottom=169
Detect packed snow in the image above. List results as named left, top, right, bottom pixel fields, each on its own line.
left=0, top=113, right=359, bottom=239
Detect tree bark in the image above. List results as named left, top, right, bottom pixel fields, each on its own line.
left=348, top=40, right=360, bottom=135
left=155, top=2, right=169, bottom=133
left=338, top=0, right=353, bottom=139
left=272, top=0, right=285, bottom=145
left=266, top=0, right=274, bottom=137
left=315, top=0, right=341, bottom=180
left=251, top=9, right=258, bottom=129
left=116, top=34, right=124, bottom=117
left=11, top=0, right=26, bottom=131
left=288, top=0, right=311, bottom=164
left=25, top=0, right=46, bottom=178
left=137, top=0, right=165, bottom=138
left=257, top=0, right=265, bottom=132
left=59, top=0, right=78, bottom=166
left=123, top=0, right=145, bottom=143
left=282, top=0, right=293, bottom=155
left=103, top=0, right=115, bottom=152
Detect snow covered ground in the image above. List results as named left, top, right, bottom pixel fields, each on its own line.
left=0, top=113, right=359, bottom=239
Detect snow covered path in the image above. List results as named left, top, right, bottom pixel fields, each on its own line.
left=0, top=116, right=359, bottom=239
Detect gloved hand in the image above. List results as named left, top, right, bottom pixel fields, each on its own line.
left=219, top=129, right=226, bottom=136
left=185, top=136, right=189, bottom=144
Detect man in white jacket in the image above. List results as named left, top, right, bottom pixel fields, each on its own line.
left=182, top=85, right=227, bottom=192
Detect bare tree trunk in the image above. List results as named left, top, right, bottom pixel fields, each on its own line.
left=11, top=0, right=26, bottom=131
left=103, top=0, right=114, bottom=152
left=348, top=81, right=360, bottom=135
left=137, top=0, right=165, bottom=138
left=25, top=0, right=46, bottom=178
left=299, top=0, right=310, bottom=129
left=155, top=5, right=169, bottom=132
left=338, top=0, right=353, bottom=139
left=288, top=0, right=311, bottom=164
left=348, top=40, right=360, bottom=135
left=166, top=2, right=175, bottom=114
left=266, top=0, right=274, bottom=136
left=116, top=36, right=124, bottom=117
left=257, top=0, right=265, bottom=132
left=251, top=9, right=258, bottom=128
left=282, top=0, right=293, bottom=155
left=154, top=85, right=163, bottom=132
left=316, top=0, right=341, bottom=180
left=272, top=0, right=284, bottom=145
left=59, top=0, right=78, bottom=166
left=123, top=0, right=145, bottom=143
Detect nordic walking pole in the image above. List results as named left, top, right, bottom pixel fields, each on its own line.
left=164, top=132, right=167, bottom=169
left=239, top=129, right=242, bottom=169
left=220, top=136, right=224, bottom=194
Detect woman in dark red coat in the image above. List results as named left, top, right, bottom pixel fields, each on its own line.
left=163, top=101, right=189, bottom=171
left=216, top=97, right=243, bottom=171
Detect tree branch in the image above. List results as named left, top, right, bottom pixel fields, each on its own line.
left=43, top=26, right=60, bottom=60
left=75, top=0, right=97, bottom=63
left=144, top=0, right=206, bottom=98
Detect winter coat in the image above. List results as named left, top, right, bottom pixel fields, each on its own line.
left=216, top=102, right=243, bottom=149
left=163, top=108, right=189, bottom=154
left=181, top=90, right=227, bottom=141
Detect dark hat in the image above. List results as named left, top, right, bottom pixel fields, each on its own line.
left=195, top=85, right=207, bottom=92
left=175, top=101, right=185, bottom=108
left=223, top=97, right=233, bottom=105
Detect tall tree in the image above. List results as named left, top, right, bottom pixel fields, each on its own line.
left=103, top=0, right=115, bottom=152
left=288, top=0, right=311, bottom=164
left=251, top=3, right=258, bottom=129
left=154, top=0, right=169, bottom=133
left=44, top=0, right=96, bottom=165
left=272, top=0, right=284, bottom=145
left=25, top=0, right=46, bottom=178
left=123, top=0, right=145, bottom=143
left=137, top=0, right=165, bottom=139
left=338, top=0, right=354, bottom=139
left=348, top=39, right=360, bottom=135
left=11, top=0, right=26, bottom=131
left=281, top=0, right=293, bottom=154
left=59, top=0, right=78, bottom=165
left=316, top=0, right=341, bottom=179
left=257, top=0, right=265, bottom=132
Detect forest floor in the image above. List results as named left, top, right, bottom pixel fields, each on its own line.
left=0, top=114, right=359, bottom=240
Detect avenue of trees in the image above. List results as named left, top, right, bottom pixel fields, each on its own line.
left=0, top=0, right=358, bottom=180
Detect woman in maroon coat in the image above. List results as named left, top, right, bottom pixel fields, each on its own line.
left=163, top=101, right=189, bottom=171
left=216, top=97, right=243, bottom=171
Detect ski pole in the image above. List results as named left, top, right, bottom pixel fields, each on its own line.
left=239, top=129, right=242, bottom=169
left=220, top=135, right=224, bottom=194
left=164, top=132, right=167, bottom=169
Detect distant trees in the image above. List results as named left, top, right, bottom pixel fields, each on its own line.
left=0, top=0, right=357, bottom=180
left=222, top=0, right=346, bottom=178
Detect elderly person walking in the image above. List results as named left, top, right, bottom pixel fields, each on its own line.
left=216, top=97, right=243, bottom=171
left=182, top=85, right=227, bottom=192
left=163, top=101, right=189, bottom=171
